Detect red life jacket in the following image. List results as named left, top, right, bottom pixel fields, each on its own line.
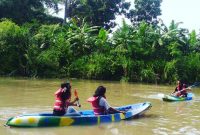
left=175, top=84, right=182, bottom=96
left=177, top=84, right=182, bottom=91
left=53, top=88, right=70, bottom=111
left=181, top=85, right=187, bottom=95
left=87, top=96, right=106, bottom=115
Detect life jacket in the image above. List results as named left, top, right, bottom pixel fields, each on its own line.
left=177, top=84, right=182, bottom=91
left=87, top=96, right=106, bottom=115
left=181, top=84, right=187, bottom=95
left=53, top=88, right=70, bottom=111
left=175, top=84, right=182, bottom=97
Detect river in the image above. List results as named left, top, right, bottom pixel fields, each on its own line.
left=0, top=77, right=200, bottom=135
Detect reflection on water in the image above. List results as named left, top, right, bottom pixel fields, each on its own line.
left=0, top=77, right=200, bottom=135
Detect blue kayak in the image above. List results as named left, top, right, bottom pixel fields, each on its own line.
left=162, top=93, right=193, bottom=102
left=6, top=102, right=152, bottom=127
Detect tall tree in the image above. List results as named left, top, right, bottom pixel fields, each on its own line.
left=127, top=0, right=162, bottom=26
left=0, top=0, right=61, bottom=24
left=188, top=30, right=200, bottom=53
left=0, top=20, right=30, bottom=76
left=62, top=0, right=131, bottom=29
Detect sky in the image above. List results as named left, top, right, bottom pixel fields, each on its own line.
left=51, top=0, right=200, bottom=32
left=160, top=0, right=200, bottom=32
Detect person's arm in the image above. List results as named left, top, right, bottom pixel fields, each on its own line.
left=108, top=107, right=125, bottom=114
left=171, top=87, right=177, bottom=95
left=185, top=87, right=192, bottom=92
left=55, top=88, right=62, bottom=96
left=99, top=97, right=125, bottom=114
left=68, top=98, right=80, bottom=107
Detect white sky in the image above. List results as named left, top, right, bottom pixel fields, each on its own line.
left=161, top=0, right=200, bottom=32
left=51, top=0, right=200, bottom=32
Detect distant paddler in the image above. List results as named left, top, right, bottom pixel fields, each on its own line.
left=171, top=80, right=191, bottom=97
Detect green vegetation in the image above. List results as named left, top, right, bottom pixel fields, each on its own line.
left=127, top=0, right=162, bottom=26
left=62, top=0, right=130, bottom=29
left=0, top=0, right=200, bottom=84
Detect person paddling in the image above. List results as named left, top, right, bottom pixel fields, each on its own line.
left=171, top=81, right=191, bottom=97
left=171, top=80, right=182, bottom=97
left=53, top=82, right=80, bottom=116
left=180, top=84, right=190, bottom=97
left=87, top=86, right=125, bottom=115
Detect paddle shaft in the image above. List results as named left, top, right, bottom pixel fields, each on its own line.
left=173, top=87, right=190, bottom=95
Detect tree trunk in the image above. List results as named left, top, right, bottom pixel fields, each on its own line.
left=63, top=0, right=68, bottom=24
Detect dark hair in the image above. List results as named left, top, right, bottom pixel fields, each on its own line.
left=61, top=83, right=71, bottom=89
left=60, top=82, right=71, bottom=100
left=93, top=86, right=106, bottom=97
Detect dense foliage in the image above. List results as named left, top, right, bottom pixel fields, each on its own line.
left=0, top=0, right=200, bottom=84
left=0, top=0, right=62, bottom=24
left=60, top=0, right=130, bottom=29
left=127, top=0, right=162, bottom=26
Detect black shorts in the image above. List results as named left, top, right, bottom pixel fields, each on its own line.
left=53, top=109, right=66, bottom=116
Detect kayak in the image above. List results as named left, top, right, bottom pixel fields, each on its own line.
left=162, top=93, right=193, bottom=102
left=5, top=102, right=151, bottom=127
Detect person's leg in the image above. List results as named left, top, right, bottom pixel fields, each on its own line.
left=66, top=106, right=80, bottom=115
left=185, top=93, right=188, bottom=97
left=53, top=109, right=65, bottom=116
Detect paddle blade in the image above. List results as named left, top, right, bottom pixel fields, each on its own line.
left=74, top=89, right=81, bottom=107
left=74, top=89, right=78, bottom=98
left=193, top=82, right=200, bottom=87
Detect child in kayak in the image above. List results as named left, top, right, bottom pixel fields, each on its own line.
left=53, top=82, right=80, bottom=116
left=87, top=86, right=125, bottom=115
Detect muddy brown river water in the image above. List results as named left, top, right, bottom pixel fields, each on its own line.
left=0, top=78, right=200, bottom=135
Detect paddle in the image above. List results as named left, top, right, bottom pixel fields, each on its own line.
left=74, top=89, right=81, bottom=107
left=172, top=82, right=200, bottom=96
